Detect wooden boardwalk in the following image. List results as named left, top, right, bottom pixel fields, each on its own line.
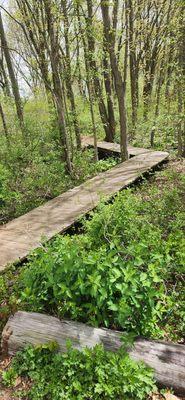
left=0, top=140, right=168, bottom=271
left=82, top=136, right=151, bottom=156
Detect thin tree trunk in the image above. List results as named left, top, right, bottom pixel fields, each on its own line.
left=155, top=60, right=165, bottom=118
left=86, top=0, right=115, bottom=143
left=101, top=1, right=128, bottom=161
left=89, top=85, right=98, bottom=162
left=128, top=0, right=137, bottom=129
left=62, top=0, right=81, bottom=150
left=143, top=62, right=156, bottom=120
left=75, top=25, right=85, bottom=98
left=62, top=77, right=74, bottom=163
left=177, top=5, right=185, bottom=157
left=165, top=47, right=173, bottom=113
left=102, top=38, right=116, bottom=142
left=0, top=100, right=9, bottom=144
left=76, top=3, right=98, bottom=161
left=44, top=0, right=72, bottom=173
left=0, top=11, right=24, bottom=137
left=143, top=42, right=159, bottom=121
left=123, top=1, right=129, bottom=88
left=0, top=55, right=11, bottom=96
left=177, top=87, right=183, bottom=157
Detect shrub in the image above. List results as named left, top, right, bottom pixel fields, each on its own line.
left=19, top=175, right=185, bottom=339
left=20, top=234, right=167, bottom=336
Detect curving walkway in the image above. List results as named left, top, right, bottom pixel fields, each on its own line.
left=0, top=140, right=169, bottom=271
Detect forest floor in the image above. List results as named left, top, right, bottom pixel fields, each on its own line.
left=0, top=158, right=184, bottom=400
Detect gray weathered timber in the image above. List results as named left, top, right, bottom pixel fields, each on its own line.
left=81, top=135, right=152, bottom=156
left=2, top=311, right=185, bottom=394
left=0, top=148, right=168, bottom=271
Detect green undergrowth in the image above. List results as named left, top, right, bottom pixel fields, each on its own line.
left=0, top=162, right=184, bottom=400
left=1, top=162, right=184, bottom=341
left=0, top=95, right=119, bottom=224
left=0, top=147, right=117, bottom=224
left=0, top=267, right=20, bottom=335
left=2, top=343, right=156, bottom=400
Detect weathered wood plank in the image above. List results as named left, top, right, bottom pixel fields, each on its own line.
left=81, top=136, right=152, bottom=156
left=0, top=149, right=168, bottom=271
left=2, top=312, right=185, bottom=394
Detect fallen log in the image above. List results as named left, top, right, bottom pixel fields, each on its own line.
left=1, top=311, right=185, bottom=394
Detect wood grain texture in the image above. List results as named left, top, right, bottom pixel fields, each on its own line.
left=0, top=147, right=168, bottom=271
left=2, top=312, right=185, bottom=394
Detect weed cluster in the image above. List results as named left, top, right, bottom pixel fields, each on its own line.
left=2, top=343, right=156, bottom=400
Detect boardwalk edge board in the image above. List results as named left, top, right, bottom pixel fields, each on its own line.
left=2, top=311, right=185, bottom=394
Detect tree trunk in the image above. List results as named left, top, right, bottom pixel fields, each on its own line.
left=89, top=84, right=98, bottom=162
left=0, top=101, right=9, bottom=144
left=155, top=62, right=164, bottom=118
left=123, top=1, right=129, bottom=88
left=0, top=11, right=25, bottom=138
left=165, top=45, right=173, bottom=113
left=62, top=0, right=81, bottom=150
left=101, top=1, right=128, bottom=161
left=143, top=42, right=159, bottom=121
left=86, top=0, right=115, bottom=143
left=177, top=85, right=183, bottom=157
left=177, top=5, right=185, bottom=157
left=128, top=0, right=138, bottom=129
left=2, top=311, right=185, bottom=395
left=102, top=39, right=116, bottom=142
left=0, top=54, right=11, bottom=96
left=76, top=3, right=98, bottom=161
left=44, top=0, right=72, bottom=173
left=75, top=23, right=86, bottom=98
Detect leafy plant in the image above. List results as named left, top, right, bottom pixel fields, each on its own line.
left=18, top=167, right=185, bottom=339
left=1, top=164, right=184, bottom=341
left=2, top=343, right=156, bottom=400
left=20, top=234, right=167, bottom=336
left=0, top=269, right=19, bottom=336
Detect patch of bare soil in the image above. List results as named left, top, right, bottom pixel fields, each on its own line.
left=0, top=357, right=30, bottom=400
left=151, top=395, right=185, bottom=400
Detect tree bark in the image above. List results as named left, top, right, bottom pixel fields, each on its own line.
left=2, top=311, right=185, bottom=395
left=0, top=53, right=11, bottom=96
left=177, top=4, right=185, bottom=157
left=155, top=60, right=165, bottom=118
left=86, top=0, right=115, bottom=143
left=76, top=3, right=98, bottom=160
left=44, top=0, right=72, bottom=173
left=123, top=1, right=129, bottom=88
left=101, top=1, right=128, bottom=161
left=0, top=11, right=24, bottom=136
left=102, top=38, right=116, bottom=142
left=165, top=43, right=173, bottom=111
left=128, top=0, right=138, bottom=129
left=61, top=0, right=81, bottom=150
left=0, top=101, right=9, bottom=144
